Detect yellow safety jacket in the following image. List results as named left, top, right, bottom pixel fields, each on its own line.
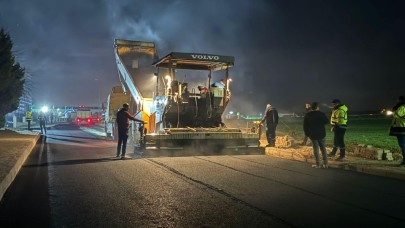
left=25, top=111, right=32, bottom=120
left=390, top=105, right=405, bottom=136
left=330, top=105, right=348, bottom=127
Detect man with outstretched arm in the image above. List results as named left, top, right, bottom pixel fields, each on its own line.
left=116, top=103, right=145, bottom=159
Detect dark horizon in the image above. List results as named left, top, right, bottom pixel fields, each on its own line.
left=1, top=0, right=404, bottom=114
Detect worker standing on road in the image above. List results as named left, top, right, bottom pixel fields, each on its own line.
left=328, top=99, right=348, bottom=161
left=389, top=96, right=405, bottom=166
left=302, top=103, right=311, bottom=146
left=261, top=104, right=279, bottom=147
left=38, top=112, right=47, bottom=134
left=116, top=103, right=145, bottom=160
left=25, top=110, right=32, bottom=130
left=303, top=102, right=329, bottom=168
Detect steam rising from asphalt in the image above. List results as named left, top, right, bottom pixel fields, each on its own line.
left=105, top=0, right=162, bottom=44
left=321, top=103, right=333, bottom=109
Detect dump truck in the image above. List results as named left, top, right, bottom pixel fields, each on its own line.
left=104, top=86, right=131, bottom=139
left=75, top=108, right=93, bottom=125
left=110, top=39, right=261, bottom=153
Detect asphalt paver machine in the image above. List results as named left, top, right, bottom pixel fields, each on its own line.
left=112, top=39, right=262, bottom=154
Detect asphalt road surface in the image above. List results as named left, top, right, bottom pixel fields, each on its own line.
left=1, top=123, right=405, bottom=227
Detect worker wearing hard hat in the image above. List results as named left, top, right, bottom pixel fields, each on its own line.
left=328, top=99, right=348, bottom=161
left=389, top=96, right=405, bottom=166
left=197, top=85, right=208, bottom=94
left=211, top=79, right=225, bottom=88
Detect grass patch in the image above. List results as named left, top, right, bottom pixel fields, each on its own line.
left=276, top=115, right=400, bottom=152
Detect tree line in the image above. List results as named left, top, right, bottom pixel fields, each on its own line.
left=0, top=28, right=25, bottom=128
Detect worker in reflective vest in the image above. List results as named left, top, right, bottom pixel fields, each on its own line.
left=328, top=99, right=348, bottom=161
left=25, top=111, right=32, bottom=130
left=389, top=96, right=405, bottom=166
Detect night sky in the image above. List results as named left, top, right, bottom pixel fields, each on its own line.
left=1, top=0, right=404, bottom=114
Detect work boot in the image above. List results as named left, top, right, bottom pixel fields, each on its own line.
left=335, top=157, right=346, bottom=161
left=328, top=147, right=337, bottom=157
left=339, top=148, right=346, bottom=158
left=121, top=155, right=131, bottom=160
left=322, top=160, right=329, bottom=168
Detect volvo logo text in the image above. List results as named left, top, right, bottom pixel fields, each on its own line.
left=191, top=54, right=220, bottom=60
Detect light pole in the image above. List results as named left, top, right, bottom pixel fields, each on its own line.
left=154, top=73, right=159, bottom=96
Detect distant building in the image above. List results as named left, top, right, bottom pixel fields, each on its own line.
left=6, top=73, right=32, bottom=126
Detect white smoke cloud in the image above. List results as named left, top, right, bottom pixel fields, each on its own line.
left=1, top=0, right=403, bottom=110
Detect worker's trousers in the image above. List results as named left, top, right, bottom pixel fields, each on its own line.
left=397, top=135, right=405, bottom=161
left=39, top=121, right=46, bottom=134
left=117, top=128, right=129, bottom=156
left=266, top=124, right=277, bottom=146
left=331, top=126, right=346, bottom=157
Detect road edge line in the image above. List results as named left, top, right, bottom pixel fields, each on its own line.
left=0, top=134, right=41, bottom=200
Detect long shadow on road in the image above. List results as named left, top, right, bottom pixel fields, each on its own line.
left=47, top=133, right=106, bottom=141
left=0, top=136, right=51, bottom=227
left=45, top=136, right=91, bottom=144
left=23, top=157, right=120, bottom=168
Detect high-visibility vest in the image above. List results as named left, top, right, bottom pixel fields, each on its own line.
left=390, top=105, right=405, bottom=136
left=330, top=105, right=348, bottom=126
left=26, top=111, right=32, bottom=120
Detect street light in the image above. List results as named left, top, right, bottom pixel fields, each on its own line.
left=41, top=106, right=49, bottom=113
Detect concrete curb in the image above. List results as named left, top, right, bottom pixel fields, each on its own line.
left=0, top=134, right=41, bottom=200
left=265, top=147, right=405, bottom=181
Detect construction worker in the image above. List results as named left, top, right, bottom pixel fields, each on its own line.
left=328, top=99, right=348, bottom=161
left=116, top=103, right=145, bottom=159
left=211, top=79, right=225, bottom=88
left=303, top=102, right=329, bottom=168
left=301, top=103, right=311, bottom=146
left=261, top=104, right=279, bottom=147
left=389, top=96, right=405, bottom=166
left=197, top=85, right=208, bottom=94
left=38, top=112, right=47, bottom=134
left=25, top=110, right=32, bottom=130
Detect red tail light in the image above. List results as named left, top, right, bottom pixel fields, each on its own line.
left=77, top=118, right=81, bottom=122
left=87, top=118, right=91, bottom=123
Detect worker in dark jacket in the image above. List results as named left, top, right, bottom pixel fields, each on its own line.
left=261, top=104, right=279, bottom=147
left=116, top=103, right=145, bottom=159
left=303, top=102, right=329, bottom=168
left=302, top=103, right=311, bottom=146
left=38, top=112, right=47, bottom=134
